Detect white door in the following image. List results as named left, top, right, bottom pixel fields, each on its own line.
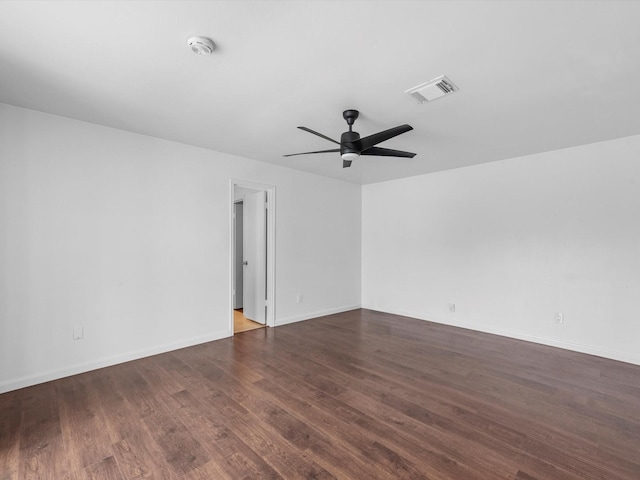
left=242, top=191, right=266, bottom=324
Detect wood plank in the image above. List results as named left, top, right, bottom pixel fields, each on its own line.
left=169, top=383, right=335, bottom=480
left=56, top=375, right=115, bottom=471
left=81, top=456, right=124, bottom=480
left=18, top=382, right=78, bottom=480
left=168, top=388, right=280, bottom=479
left=234, top=309, right=266, bottom=333
left=0, top=388, right=22, bottom=480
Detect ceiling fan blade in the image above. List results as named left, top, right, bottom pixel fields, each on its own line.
left=356, top=124, right=413, bottom=151
left=360, top=147, right=416, bottom=158
left=343, top=159, right=352, bottom=168
left=298, top=126, right=341, bottom=145
left=283, top=148, right=340, bottom=157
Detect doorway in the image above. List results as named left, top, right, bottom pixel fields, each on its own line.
left=230, top=180, right=276, bottom=334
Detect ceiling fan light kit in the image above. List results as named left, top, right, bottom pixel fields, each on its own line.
left=406, top=75, right=458, bottom=103
left=284, top=109, right=415, bottom=168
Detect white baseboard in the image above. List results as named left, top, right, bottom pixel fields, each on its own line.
left=362, top=305, right=640, bottom=367
left=0, top=329, right=232, bottom=394
left=275, top=304, right=361, bottom=327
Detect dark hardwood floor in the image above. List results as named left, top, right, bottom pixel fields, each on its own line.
left=1, top=309, right=639, bottom=479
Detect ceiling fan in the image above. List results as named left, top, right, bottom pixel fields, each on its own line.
left=284, top=109, right=416, bottom=168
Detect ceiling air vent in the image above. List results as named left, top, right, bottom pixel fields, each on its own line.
left=406, top=75, right=459, bottom=103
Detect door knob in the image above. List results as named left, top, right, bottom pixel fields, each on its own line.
left=242, top=261, right=248, bottom=266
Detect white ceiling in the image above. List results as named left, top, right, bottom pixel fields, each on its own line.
left=2, top=1, right=640, bottom=185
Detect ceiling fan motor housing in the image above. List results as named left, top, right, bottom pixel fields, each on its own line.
left=340, top=130, right=361, bottom=155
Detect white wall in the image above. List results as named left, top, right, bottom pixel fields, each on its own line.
left=362, top=135, right=640, bottom=366
left=0, top=103, right=361, bottom=393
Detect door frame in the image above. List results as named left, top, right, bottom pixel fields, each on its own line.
left=229, top=179, right=276, bottom=332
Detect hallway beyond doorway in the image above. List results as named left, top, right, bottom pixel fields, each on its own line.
left=234, top=309, right=265, bottom=334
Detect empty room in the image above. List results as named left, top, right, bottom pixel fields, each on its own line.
left=1, top=1, right=639, bottom=479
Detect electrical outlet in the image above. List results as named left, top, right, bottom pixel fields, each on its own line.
left=554, top=312, right=564, bottom=324
left=448, top=303, right=456, bottom=313
left=73, top=326, right=84, bottom=340
left=297, top=292, right=303, bottom=303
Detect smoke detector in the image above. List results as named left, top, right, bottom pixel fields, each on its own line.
left=187, top=36, right=215, bottom=55
left=406, top=75, right=458, bottom=103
